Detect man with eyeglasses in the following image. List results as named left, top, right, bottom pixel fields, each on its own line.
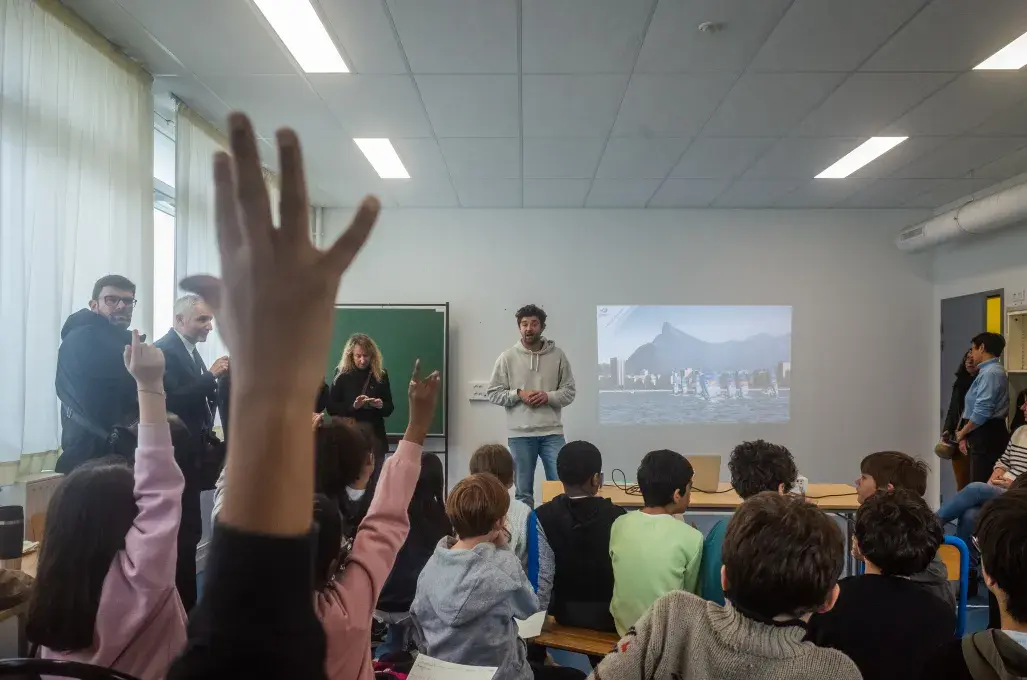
left=55, top=274, right=141, bottom=473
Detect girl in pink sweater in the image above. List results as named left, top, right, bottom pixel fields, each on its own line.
left=314, top=365, right=440, bottom=680
left=28, top=332, right=187, bottom=679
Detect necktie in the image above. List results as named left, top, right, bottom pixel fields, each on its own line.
left=192, top=348, right=206, bottom=376
left=192, top=348, right=214, bottom=425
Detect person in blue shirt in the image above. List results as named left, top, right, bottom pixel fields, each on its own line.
left=956, top=332, right=1011, bottom=484
left=699, top=440, right=797, bottom=605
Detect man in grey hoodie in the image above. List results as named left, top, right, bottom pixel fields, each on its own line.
left=487, top=304, right=576, bottom=506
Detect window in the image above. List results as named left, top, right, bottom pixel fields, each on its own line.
left=153, top=108, right=176, bottom=332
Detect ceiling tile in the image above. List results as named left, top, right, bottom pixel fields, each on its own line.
left=522, top=75, right=630, bottom=137
left=311, top=175, right=395, bottom=208
left=202, top=75, right=340, bottom=140
left=154, top=76, right=231, bottom=131
left=648, top=179, right=733, bottom=208
left=522, top=138, right=606, bottom=178
left=850, top=136, right=948, bottom=179
left=903, top=178, right=997, bottom=209
left=415, top=76, right=519, bottom=137
left=702, top=73, right=846, bottom=137
left=438, top=138, right=520, bottom=179
left=305, top=138, right=384, bottom=183
left=319, top=0, right=408, bottom=74
left=884, top=72, right=1027, bottom=137
left=611, top=74, right=737, bottom=137
left=386, top=0, right=517, bottom=73
left=523, top=179, right=592, bottom=208
left=669, top=137, right=776, bottom=179
left=522, top=0, right=652, bottom=73
left=635, top=0, right=792, bottom=73
left=842, top=179, right=952, bottom=208
left=792, top=73, right=956, bottom=137
left=452, top=178, right=522, bottom=207
left=862, top=0, right=1027, bottom=72
left=975, top=147, right=1027, bottom=181
left=712, top=180, right=805, bottom=208
left=742, top=137, right=864, bottom=180
left=773, top=179, right=873, bottom=208
left=383, top=177, right=460, bottom=207
left=390, top=138, right=451, bottom=178
left=595, top=138, right=692, bottom=179
left=750, top=0, right=925, bottom=72
left=973, top=98, right=1027, bottom=136
left=892, top=137, right=1027, bottom=179
left=308, top=75, right=432, bottom=137
left=585, top=180, right=661, bottom=207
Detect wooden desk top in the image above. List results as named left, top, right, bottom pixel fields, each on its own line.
left=541, top=481, right=860, bottom=511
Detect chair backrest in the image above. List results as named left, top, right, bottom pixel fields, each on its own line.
left=0, top=659, right=139, bottom=680
left=941, top=535, right=970, bottom=638
left=938, top=543, right=962, bottom=581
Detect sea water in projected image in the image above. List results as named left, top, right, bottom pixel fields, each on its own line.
left=597, top=305, right=792, bottom=425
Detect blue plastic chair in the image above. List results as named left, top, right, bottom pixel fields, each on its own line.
left=940, top=535, right=970, bottom=637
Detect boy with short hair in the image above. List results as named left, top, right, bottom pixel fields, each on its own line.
left=470, top=443, right=533, bottom=570
left=856, top=450, right=955, bottom=609
left=533, top=440, right=625, bottom=632
left=609, top=449, right=703, bottom=636
left=920, top=489, right=1027, bottom=680
left=807, top=489, right=954, bottom=680
left=700, top=439, right=797, bottom=605
left=593, top=493, right=861, bottom=680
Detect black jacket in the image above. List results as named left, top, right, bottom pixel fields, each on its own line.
left=317, top=368, right=394, bottom=453
left=944, top=362, right=976, bottom=436
left=55, top=309, right=137, bottom=473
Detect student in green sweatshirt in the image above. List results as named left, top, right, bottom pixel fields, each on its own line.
left=609, top=449, right=703, bottom=635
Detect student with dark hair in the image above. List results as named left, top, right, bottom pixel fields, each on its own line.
left=855, top=450, right=954, bottom=608
left=593, top=493, right=860, bottom=680
left=957, top=333, right=1010, bottom=484
left=921, top=490, right=1027, bottom=680
left=314, top=365, right=440, bottom=680
left=808, top=490, right=954, bottom=680
left=609, top=450, right=702, bottom=635
left=533, top=440, right=625, bottom=633
left=411, top=473, right=585, bottom=680
left=701, top=440, right=797, bottom=605
left=471, top=443, right=532, bottom=569
left=487, top=303, right=576, bottom=506
left=29, top=332, right=187, bottom=678
left=376, top=453, right=452, bottom=657
left=944, top=351, right=979, bottom=490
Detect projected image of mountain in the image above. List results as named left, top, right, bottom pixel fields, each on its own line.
left=597, top=305, right=792, bottom=425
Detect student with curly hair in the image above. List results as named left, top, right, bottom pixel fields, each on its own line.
left=700, top=440, right=797, bottom=605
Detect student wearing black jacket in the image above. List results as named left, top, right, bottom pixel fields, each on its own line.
left=943, top=351, right=978, bottom=491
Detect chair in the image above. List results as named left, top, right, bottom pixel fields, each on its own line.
left=0, top=659, right=139, bottom=679
left=938, top=535, right=970, bottom=637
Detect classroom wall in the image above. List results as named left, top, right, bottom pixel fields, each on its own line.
left=323, top=208, right=935, bottom=497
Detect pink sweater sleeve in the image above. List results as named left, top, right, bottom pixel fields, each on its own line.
left=320, top=440, right=422, bottom=634
left=116, top=423, right=185, bottom=589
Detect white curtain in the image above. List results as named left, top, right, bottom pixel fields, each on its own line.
left=0, top=0, right=153, bottom=461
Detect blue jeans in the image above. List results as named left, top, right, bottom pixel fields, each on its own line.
left=508, top=435, right=564, bottom=506
left=938, top=481, right=1005, bottom=570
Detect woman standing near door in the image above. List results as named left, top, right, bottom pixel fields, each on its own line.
left=318, top=333, right=394, bottom=459
left=943, top=351, right=977, bottom=490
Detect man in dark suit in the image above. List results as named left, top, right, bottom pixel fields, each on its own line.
left=155, top=294, right=229, bottom=610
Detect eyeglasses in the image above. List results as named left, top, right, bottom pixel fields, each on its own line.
left=102, top=295, right=137, bottom=308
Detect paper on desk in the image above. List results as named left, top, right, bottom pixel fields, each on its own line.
left=515, top=610, right=547, bottom=639
left=408, top=655, right=497, bottom=680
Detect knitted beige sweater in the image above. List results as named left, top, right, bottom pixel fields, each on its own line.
left=590, top=591, right=862, bottom=680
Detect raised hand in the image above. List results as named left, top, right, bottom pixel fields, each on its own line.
left=123, top=330, right=165, bottom=390
left=407, top=359, right=441, bottom=443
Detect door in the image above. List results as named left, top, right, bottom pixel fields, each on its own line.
left=939, top=291, right=1002, bottom=503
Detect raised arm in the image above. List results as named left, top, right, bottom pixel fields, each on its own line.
left=487, top=355, right=520, bottom=407
left=546, top=353, right=576, bottom=408
left=119, top=332, right=185, bottom=589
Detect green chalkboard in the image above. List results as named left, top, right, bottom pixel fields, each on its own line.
left=325, top=304, right=448, bottom=437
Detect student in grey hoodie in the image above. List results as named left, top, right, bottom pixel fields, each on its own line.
left=487, top=304, right=576, bottom=506
left=410, top=473, right=584, bottom=680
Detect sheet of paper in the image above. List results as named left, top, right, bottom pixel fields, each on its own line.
left=516, top=610, right=547, bottom=639
left=407, top=655, right=498, bottom=680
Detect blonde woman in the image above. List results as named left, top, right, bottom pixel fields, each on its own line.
left=318, top=334, right=394, bottom=457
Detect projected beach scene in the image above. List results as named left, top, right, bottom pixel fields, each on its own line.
left=597, top=305, right=791, bottom=425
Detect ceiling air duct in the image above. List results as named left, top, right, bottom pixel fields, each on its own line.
left=896, top=179, right=1027, bottom=252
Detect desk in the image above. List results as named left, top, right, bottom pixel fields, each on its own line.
left=541, top=481, right=861, bottom=573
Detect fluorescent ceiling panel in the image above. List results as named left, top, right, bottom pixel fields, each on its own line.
left=252, top=0, right=349, bottom=73
left=975, top=30, right=1027, bottom=70
left=354, top=139, right=410, bottom=179
left=816, top=137, right=907, bottom=179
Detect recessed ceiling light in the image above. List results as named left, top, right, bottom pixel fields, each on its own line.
left=354, top=139, right=410, bottom=179
left=975, top=30, right=1027, bottom=70
left=252, top=0, right=349, bottom=73
left=816, top=137, right=907, bottom=179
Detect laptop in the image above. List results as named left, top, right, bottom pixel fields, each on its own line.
left=685, top=454, right=722, bottom=493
